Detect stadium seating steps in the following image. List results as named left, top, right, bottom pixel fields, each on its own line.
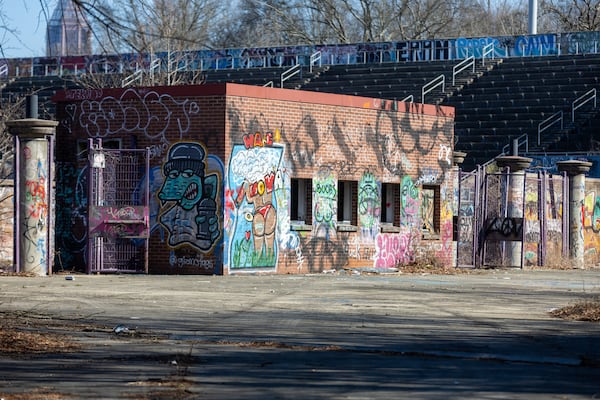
left=1, top=53, right=599, bottom=171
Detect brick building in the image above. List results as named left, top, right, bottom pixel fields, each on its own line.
left=53, top=83, right=456, bottom=274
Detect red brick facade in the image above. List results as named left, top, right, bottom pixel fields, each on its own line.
left=53, top=83, right=456, bottom=274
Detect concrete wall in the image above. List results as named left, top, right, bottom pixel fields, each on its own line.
left=53, top=83, right=455, bottom=274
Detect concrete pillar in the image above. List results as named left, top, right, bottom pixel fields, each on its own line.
left=7, top=119, right=58, bottom=276
left=496, top=156, right=532, bottom=267
left=557, top=160, right=592, bottom=269
left=452, top=151, right=467, bottom=267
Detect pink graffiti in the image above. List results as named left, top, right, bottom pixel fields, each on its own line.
left=105, top=206, right=140, bottom=220
left=374, top=233, right=414, bottom=268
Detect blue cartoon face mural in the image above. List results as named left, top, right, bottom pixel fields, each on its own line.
left=158, top=142, right=221, bottom=251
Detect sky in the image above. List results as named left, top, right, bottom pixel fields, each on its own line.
left=1, top=0, right=57, bottom=58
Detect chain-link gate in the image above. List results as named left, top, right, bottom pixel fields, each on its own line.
left=456, top=169, right=481, bottom=268
left=87, top=139, right=150, bottom=273
left=481, top=171, right=523, bottom=267
left=456, top=167, right=568, bottom=268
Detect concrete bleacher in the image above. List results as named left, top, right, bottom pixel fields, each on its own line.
left=201, top=65, right=322, bottom=88
left=299, top=59, right=493, bottom=104
left=443, top=54, right=600, bottom=170
left=1, top=76, right=80, bottom=119
left=1, top=51, right=599, bottom=172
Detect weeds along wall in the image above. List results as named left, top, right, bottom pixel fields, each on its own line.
left=53, top=83, right=455, bottom=275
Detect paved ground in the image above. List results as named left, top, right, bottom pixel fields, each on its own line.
left=0, top=269, right=599, bottom=399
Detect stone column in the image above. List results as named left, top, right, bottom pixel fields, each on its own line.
left=7, top=119, right=58, bottom=276
left=557, top=160, right=592, bottom=269
left=495, top=156, right=532, bottom=267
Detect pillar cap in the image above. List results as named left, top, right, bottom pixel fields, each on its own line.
left=556, top=160, right=593, bottom=175
left=6, top=119, right=58, bottom=138
left=453, top=151, right=467, bottom=166
left=495, top=155, right=532, bottom=171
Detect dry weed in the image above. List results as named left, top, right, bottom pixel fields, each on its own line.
left=549, top=296, right=600, bottom=322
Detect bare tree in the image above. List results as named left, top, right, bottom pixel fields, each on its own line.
left=454, top=0, right=529, bottom=37
left=541, top=0, right=600, bottom=32
left=74, top=0, right=225, bottom=55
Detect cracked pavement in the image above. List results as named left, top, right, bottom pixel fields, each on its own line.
left=1, top=269, right=599, bottom=399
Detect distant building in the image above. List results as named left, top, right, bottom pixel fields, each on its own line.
left=46, top=0, right=92, bottom=57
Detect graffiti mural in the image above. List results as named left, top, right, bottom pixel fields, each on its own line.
left=358, top=172, right=381, bottom=242
left=524, top=179, right=540, bottom=265
left=227, top=138, right=284, bottom=269
left=583, top=187, right=600, bottom=264
left=400, top=175, right=420, bottom=228
left=8, top=30, right=600, bottom=82
left=272, top=165, right=304, bottom=269
left=55, top=163, right=88, bottom=271
left=158, top=142, right=221, bottom=252
left=313, top=168, right=337, bottom=240
left=374, top=232, right=415, bottom=268
left=63, top=88, right=199, bottom=139
left=514, top=34, right=557, bottom=56
left=20, top=141, right=50, bottom=272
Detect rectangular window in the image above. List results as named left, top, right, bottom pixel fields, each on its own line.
left=421, top=185, right=440, bottom=238
left=337, top=180, right=357, bottom=225
left=380, top=183, right=395, bottom=224
left=291, top=178, right=312, bottom=225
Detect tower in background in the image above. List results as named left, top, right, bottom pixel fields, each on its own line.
left=46, top=0, right=92, bottom=57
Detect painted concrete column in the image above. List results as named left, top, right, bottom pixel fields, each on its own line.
left=496, top=156, right=532, bottom=267
left=452, top=151, right=466, bottom=267
left=557, top=160, right=592, bottom=269
left=7, top=119, right=58, bottom=276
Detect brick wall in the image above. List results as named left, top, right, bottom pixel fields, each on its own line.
left=54, top=83, right=456, bottom=274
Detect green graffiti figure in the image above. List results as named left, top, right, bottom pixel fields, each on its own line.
left=158, top=142, right=220, bottom=251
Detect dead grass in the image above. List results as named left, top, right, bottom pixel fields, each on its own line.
left=124, top=378, right=195, bottom=400
left=0, top=388, right=72, bottom=400
left=549, top=296, right=600, bottom=322
left=0, top=312, right=82, bottom=354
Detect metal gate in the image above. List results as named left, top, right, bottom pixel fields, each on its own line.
left=456, top=167, right=568, bottom=268
left=87, top=139, right=150, bottom=273
left=456, top=168, right=481, bottom=267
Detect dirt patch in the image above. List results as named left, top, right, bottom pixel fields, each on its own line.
left=0, top=312, right=83, bottom=354
left=124, top=377, right=196, bottom=400
left=549, top=297, right=600, bottom=322
left=0, top=388, right=73, bottom=400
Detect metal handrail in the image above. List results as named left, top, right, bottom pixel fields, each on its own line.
left=502, top=134, right=528, bottom=155
left=0, top=64, right=8, bottom=77
left=572, top=88, right=597, bottom=122
left=482, top=43, right=495, bottom=65
left=401, top=94, right=414, bottom=103
left=148, top=58, right=161, bottom=84
left=537, top=110, right=563, bottom=145
left=310, top=51, right=322, bottom=72
left=149, top=58, right=161, bottom=72
left=281, top=64, right=302, bottom=88
left=452, top=56, right=475, bottom=86
left=263, top=81, right=274, bottom=87
left=422, top=74, right=445, bottom=103
left=121, top=69, right=143, bottom=87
